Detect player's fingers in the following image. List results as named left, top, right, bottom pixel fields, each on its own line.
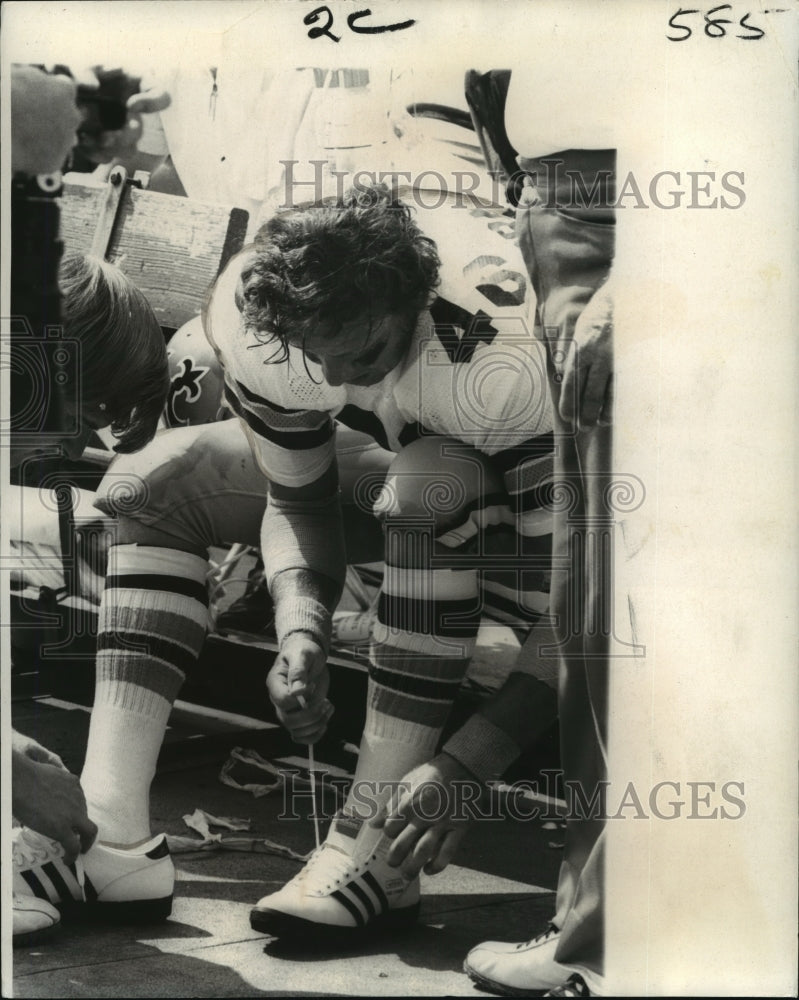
left=59, top=829, right=83, bottom=865
left=266, top=658, right=292, bottom=707
left=380, top=787, right=417, bottom=839
left=128, top=88, right=171, bottom=114
left=399, top=827, right=447, bottom=879
left=281, top=701, right=333, bottom=742
left=370, top=783, right=404, bottom=830
left=385, top=816, right=425, bottom=867
left=424, top=827, right=463, bottom=875
left=286, top=645, right=319, bottom=690
left=77, top=816, right=99, bottom=854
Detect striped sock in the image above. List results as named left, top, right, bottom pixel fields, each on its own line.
left=81, top=545, right=209, bottom=845
left=343, top=531, right=481, bottom=820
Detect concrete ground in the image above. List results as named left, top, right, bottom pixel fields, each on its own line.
left=9, top=623, right=565, bottom=998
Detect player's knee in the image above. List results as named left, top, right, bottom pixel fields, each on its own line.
left=91, top=440, right=196, bottom=551
left=373, top=436, right=502, bottom=530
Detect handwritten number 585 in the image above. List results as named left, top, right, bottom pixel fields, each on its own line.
left=667, top=6, right=766, bottom=40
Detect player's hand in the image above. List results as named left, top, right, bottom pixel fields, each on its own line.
left=11, top=66, right=83, bottom=175
left=558, top=282, right=614, bottom=430
left=266, top=632, right=333, bottom=744
left=74, top=68, right=171, bottom=165
left=370, top=754, right=478, bottom=878
left=12, top=731, right=67, bottom=770
left=12, top=754, right=98, bottom=863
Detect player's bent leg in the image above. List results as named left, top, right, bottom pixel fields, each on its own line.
left=69, top=421, right=390, bottom=923
left=251, top=436, right=501, bottom=939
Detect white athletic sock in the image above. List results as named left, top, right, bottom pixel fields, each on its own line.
left=342, top=708, right=441, bottom=823
left=81, top=544, right=208, bottom=846
left=81, top=690, right=172, bottom=845
left=338, top=559, right=479, bottom=829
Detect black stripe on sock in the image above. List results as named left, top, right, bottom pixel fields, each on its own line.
left=361, top=871, right=389, bottom=913
left=368, top=665, right=462, bottom=702
left=378, top=594, right=482, bottom=638
left=490, top=432, right=556, bottom=474
left=42, top=861, right=77, bottom=903
left=428, top=523, right=554, bottom=563
left=96, top=631, right=197, bottom=673
left=331, top=889, right=366, bottom=926
left=105, top=574, right=208, bottom=605
left=347, top=880, right=377, bottom=920
left=20, top=870, right=50, bottom=902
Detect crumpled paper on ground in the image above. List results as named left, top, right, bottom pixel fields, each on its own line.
left=218, top=746, right=284, bottom=797
left=219, top=745, right=347, bottom=807
left=166, top=807, right=311, bottom=861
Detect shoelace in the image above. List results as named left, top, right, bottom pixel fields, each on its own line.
left=516, top=922, right=559, bottom=950
left=295, top=695, right=321, bottom=849
left=308, top=741, right=320, bottom=849
left=301, top=843, right=358, bottom=892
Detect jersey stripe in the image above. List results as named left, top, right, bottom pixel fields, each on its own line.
left=225, top=386, right=333, bottom=450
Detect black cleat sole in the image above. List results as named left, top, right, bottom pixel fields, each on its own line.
left=250, top=900, right=420, bottom=940
left=82, top=894, right=174, bottom=924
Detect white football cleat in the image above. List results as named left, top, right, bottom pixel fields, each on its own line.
left=463, top=922, right=569, bottom=995
left=13, top=826, right=174, bottom=923
left=12, top=826, right=83, bottom=911
left=250, top=812, right=419, bottom=939
left=13, top=892, right=61, bottom=948
left=82, top=834, right=175, bottom=922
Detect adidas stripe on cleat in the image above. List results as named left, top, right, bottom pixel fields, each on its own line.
left=12, top=827, right=84, bottom=911
left=12, top=826, right=175, bottom=923
left=250, top=813, right=420, bottom=939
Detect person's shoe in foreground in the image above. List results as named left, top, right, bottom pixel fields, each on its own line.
left=13, top=892, right=61, bottom=947
left=250, top=811, right=420, bottom=939
left=463, top=922, right=570, bottom=995
left=12, top=825, right=174, bottom=922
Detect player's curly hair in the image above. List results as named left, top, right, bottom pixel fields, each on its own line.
left=238, top=182, right=441, bottom=356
